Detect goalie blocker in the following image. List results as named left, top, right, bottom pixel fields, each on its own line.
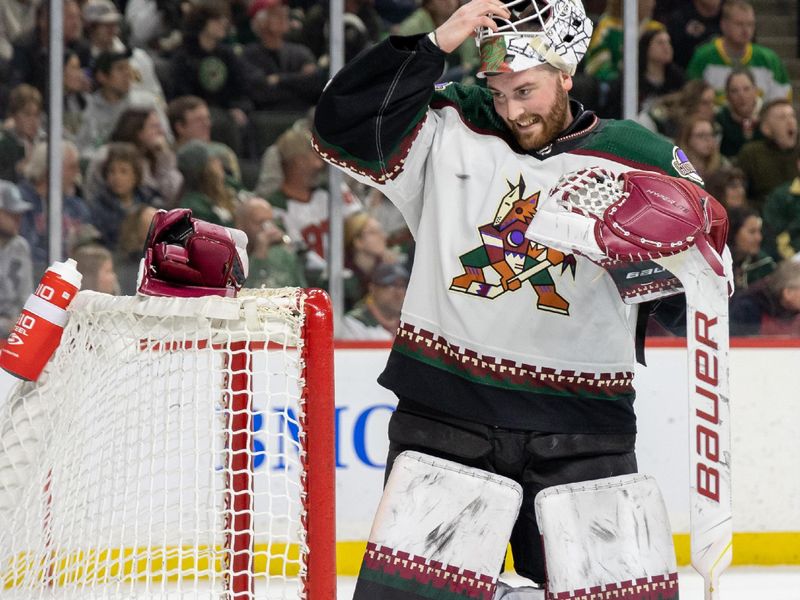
left=138, top=208, right=249, bottom=298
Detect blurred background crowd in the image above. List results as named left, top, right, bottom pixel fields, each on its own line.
left=1, top=0, right=799, bottom=339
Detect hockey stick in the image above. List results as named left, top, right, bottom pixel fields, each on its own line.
left=459, top=259, right=553, bottom=299
left=527, top=167, right=732, bottom=598
left=656, top=247, right=732, bottom=600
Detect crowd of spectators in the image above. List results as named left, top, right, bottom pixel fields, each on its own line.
left=1, top=0, right=799, bottom=338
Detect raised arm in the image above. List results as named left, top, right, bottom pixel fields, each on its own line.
left=313, top=0, right=509, bottom=167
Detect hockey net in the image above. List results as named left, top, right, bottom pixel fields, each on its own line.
left=0, top=287, right=335, bottom=599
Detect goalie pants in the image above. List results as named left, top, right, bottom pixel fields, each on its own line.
left=385, top=400, right=637, bottom=584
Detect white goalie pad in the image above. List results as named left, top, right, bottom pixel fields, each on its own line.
left=535, top=474, right=679, bottom=599
left=352, top=451, right=522, bottom=600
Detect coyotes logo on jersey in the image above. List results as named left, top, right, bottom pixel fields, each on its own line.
left=449, top=175, right=576, bottom=315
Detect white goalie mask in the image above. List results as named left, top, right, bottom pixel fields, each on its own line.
left=476, top=0, right=594, bottom=77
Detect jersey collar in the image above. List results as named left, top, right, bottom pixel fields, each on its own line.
left=528, top=100, right=599, bottom=158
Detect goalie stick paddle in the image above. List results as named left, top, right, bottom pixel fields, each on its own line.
left=655, top=246, right=733, bottom=600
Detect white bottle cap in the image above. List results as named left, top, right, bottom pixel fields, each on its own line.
left=47, top=258, right=83, bottom=290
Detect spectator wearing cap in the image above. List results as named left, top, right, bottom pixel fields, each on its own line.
left=18, top=141, right=90, bottom=278
left=0, top=179, right=34, bottom=338
left=242, top=0, right=325, bottom=112
left=0, top=84, right=45, bottom=182
left=168, top=0, right=253, bottom=156
left=373, top=0, right=417, bottom=27
left=340, top=262, right=409, bottom=340
left=82, top=0, right=166, bottom=109
left=76, top=47, right=169, bottom=158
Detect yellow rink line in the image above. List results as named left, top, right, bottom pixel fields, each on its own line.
left=4, top=533, right=798, bottom=588
left=336, top=532, right=800, bottom=576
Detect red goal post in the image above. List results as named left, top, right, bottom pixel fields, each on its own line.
left=0, top=287, right=335, bottom=599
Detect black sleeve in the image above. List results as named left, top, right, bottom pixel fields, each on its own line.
left=649, top=294, right=688, bottom=337
left=313, top=34, right=446, bottom=162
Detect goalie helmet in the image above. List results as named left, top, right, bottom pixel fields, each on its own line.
left=476, top=0, right=593, bottom=77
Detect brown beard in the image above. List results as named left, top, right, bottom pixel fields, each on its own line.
left=510, top=79, right=570, bottom=151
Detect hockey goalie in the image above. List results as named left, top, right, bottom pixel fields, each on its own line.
left=350, top=170, right=732, bottom=600
left=309, top=0, right=733, bottom=596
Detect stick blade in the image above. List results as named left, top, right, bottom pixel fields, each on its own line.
left=657, top=247, right=733, bottom=600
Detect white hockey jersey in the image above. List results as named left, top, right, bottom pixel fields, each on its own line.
left=314, top=35, right=697, bottom=432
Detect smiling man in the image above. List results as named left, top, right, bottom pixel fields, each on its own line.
left=314, top=1, right=724, bottom=597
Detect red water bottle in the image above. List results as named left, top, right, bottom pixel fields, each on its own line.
left=0, top=259, right=83, bottom=382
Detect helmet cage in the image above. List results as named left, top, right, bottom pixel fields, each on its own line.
left=476, top=0, right=593, bottom=77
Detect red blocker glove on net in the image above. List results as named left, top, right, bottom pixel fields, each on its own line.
left=138, top=209, right=249, bottom=298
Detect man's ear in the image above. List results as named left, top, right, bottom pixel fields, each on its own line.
left=561, top=72, right=573, bottom=93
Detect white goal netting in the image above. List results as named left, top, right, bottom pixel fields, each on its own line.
left=0, top=288, right=334, bottom=599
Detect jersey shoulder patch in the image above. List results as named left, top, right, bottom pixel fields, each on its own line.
left=582, top=119, right=696, bottom=181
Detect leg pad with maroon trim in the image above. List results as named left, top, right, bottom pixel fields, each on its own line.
left=535, top=474, right=679, bottom=600
left=353, top=451, right=523, bottom=600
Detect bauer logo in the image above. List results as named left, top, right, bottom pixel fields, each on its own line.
left=625, top=266, right=666, bottom=279
left=694, top=311, right=723, bottom=502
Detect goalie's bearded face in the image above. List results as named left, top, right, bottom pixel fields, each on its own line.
left=488, top=66, right=573, bottom=151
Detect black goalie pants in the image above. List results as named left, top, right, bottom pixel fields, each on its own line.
left=384, top=401, right=638, bottom=584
